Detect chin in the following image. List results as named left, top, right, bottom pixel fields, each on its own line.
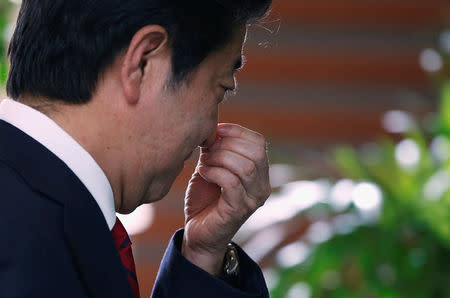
left=143, top=191, right=167, bottom=204
left=135, top=161, right=185, bottom=207
left=143, top=177, right=177, bottom=204
left=116, top=205, right=136, bottom=215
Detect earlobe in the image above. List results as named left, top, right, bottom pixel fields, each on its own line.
left=120, top=25, right=169, bottom=105
left=121, top=65, right=142, bottom=105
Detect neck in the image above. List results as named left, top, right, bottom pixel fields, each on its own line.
left=19, top=94, right=125, bottom=212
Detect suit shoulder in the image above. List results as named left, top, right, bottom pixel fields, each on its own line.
left=0, top=160, right=63, bottom=227
left=0, top=159, right=36, bottom=193
left=0, top=164, right=87, bottom=298
left=0, top=159, right=58, bottom=199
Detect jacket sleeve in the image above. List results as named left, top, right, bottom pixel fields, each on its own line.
left=151, top=229, right=269, bottom=298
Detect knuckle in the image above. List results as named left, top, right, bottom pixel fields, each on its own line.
left=243, top=162, right=256, bottom=178
left=246, top=194, right=266, bottom=211
left=245, top=199, right=259, bottom=211
left=255, top=133, right=266, bottom=145
left=254, top=148, right=267, bottom=161
left=256, top=199, right=266, bottom=210
left=226, top=176, right=240, bottom=189
left=256, top=198, right=266, bottom=209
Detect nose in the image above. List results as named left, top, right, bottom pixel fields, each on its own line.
left=224, top=76, right=237, bottom=93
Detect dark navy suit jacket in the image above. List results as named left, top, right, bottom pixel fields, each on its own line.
left=0, top=120, right=269, bottom=298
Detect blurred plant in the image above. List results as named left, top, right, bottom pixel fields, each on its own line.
left=0, top=0, right=13, bottom=87
left=270, top=37, right=450, bottom=297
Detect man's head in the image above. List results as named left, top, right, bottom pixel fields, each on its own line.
left=7, top=0, right=271, bottom=102
left=6, top=0, right=271, bottom=213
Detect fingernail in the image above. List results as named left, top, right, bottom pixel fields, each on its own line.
left=217, top=126, right=229, bottom=135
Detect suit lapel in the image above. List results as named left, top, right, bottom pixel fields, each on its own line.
left=63, top=184, right=134, bottom=298
left=0, top=120, right=133, bottom=298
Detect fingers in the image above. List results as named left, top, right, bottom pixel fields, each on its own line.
left=197, top=124, right=270, bottom=211
left=197, top=164, right=250, bottom=213
left=182, top=124, right=271, bottom=271
left=217, top=123, right=267, bottom=147
left=210, top=123, right=270, bottom=196
left=214, top=123, right=269, bottom=169
left=201, top=149, right=259, bottom=194
left=209, top=136, right=268, bottom=167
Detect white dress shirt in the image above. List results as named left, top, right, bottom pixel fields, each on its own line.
left=0, top=98, right=116, bottom=230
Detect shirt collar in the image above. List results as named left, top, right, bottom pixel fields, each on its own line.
left=0, top=99, right=116, bottom=230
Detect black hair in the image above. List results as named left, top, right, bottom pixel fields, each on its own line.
left=6, top=0, right=271, bottom=103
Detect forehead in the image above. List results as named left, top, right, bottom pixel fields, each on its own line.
left=202, top=25, right=247, bottom=71
left=180, top=25, right=247, bottom=87
left=224, top=26, right=248, bottom=58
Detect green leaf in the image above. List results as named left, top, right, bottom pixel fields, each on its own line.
left=440, top=81, right=450, bottom=136
left=0, top=0, right=12, bottom=89
left=333, top=146, right=369, bottom=180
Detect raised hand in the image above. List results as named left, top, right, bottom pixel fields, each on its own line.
left=182, top=123, right=271, bottom=275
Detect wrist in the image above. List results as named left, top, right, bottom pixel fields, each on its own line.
left=181, top=238, right=227, bottom=276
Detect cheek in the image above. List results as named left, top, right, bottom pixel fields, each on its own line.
left=208, top=102, right=219, bottom=128
left=199, top=93, right=219, bottom=120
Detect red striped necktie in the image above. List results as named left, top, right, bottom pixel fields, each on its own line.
left=111, top=218, right=140, bottom=298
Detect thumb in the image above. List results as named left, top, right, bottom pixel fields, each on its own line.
left=185, top=149, right=221, bottom=201
left=186, top=167, right=221, bottom=198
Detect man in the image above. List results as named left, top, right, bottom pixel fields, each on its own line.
left=0, top=0, right=272, bottom=297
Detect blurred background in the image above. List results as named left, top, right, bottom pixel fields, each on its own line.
left=2, top=0, right=450, bottom=297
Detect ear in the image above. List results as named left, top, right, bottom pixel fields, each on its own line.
left=121, top=25, right=169, bottom=104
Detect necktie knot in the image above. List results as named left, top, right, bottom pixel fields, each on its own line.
left=111, top=217, right=130, bottom=248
